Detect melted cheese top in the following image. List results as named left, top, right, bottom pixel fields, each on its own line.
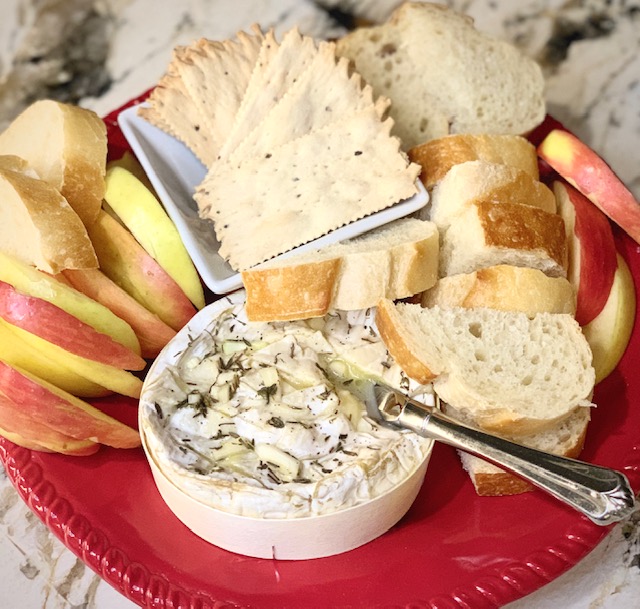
left=140, top=295, right=432, bottom=519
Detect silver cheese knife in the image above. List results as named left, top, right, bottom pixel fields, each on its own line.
left=366, top=383, right=637, bottom=526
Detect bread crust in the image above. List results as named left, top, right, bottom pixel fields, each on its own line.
left=0, top=100, right=106, bottom=227
left=0, top=167, right=98, bottom=273
left=409, top=134, right=539, bottom=189
left=423, top=265, right=576, bottom=315
left=374, top=299, right=438, bottom=384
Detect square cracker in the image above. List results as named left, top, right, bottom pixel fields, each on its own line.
left=217, top=28, right=319, bottom=160
left=173, top=27, right=264, bottom=158
left=195, top=106, right=420, bottom=271
left=228, top=44, right=390, bottom=163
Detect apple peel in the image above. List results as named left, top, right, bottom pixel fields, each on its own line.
left=0, top=360, right=140, bottom=449
left=538, top=130, right=640, bottom=244
left=0, top=280, right=145, bottom=371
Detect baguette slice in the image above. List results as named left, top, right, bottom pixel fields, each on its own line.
left=0, top=167, right=98, bottom=273
left=243, top=218, right=438, bottom=321
left=409, top=133, right=539, bottom=190
left=450, top=404, right=590, bottom=495
left=440, top=201, right=567, bottom=278
left=422, top=265, right=576, bottom=315
left=336, top=3, right=545, bottom=148
left=427, top=161, right=556, bottom=229
left=375, top=300, right=594, bottom=436
left=0, top=100, right=106, bottom=226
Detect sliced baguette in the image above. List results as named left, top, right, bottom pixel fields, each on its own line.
left=427, top=161, right=556, bottom=229
left=440, top=201, right=567, bottom=278
left=408, top=133, right=539, bottom=189
left=243, top=218, right=438, bottom=321
left=422, top=265, right=576, bottom=315
left=0, top=100, right=106, bottom=226
left=451, top=405, right=590, bottom=496
left=336, top=3, right=545, bottom=148
left=0, top=167, right=98, bottom=273
left=375, top=300, right=594, bottom=436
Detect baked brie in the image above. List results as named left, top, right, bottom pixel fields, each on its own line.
left=140, top=292, right=432, bottom=519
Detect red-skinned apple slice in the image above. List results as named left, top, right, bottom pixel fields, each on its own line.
left=0, top=424, right=55, bottom=452
left=554, top=181, right=617, bottom=326
left=0, top=280, right=145, bottom=371
left=582, top=253, right=636, bottom=384
left=62, top=268, right=177, bottom=358
left=0, top=318, right=110, bottom=397
left=87, top=210, right=196, bottom=332
left=0, top=360, right=140, bottom=449
left=538, top=130, right=640, bottom=244
left=0, top=391, right=100, bottom=455
left=1, top=321, right=143, bottom=398
left=0, top=251, right=140, bottom=354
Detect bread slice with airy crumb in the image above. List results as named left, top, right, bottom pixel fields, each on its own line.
left=440, top=201, right=568, bottom=278
left=426, top=161, right=556, bottom=229
left=336, top=3, right=545, bottom=148
left=422, top=265, right=576, bottom=315
left=242, top=217, right=438, bottom=321
left=375, top=300, right=595, bottom=436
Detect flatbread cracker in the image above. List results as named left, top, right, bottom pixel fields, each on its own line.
left=140, top=67, right=214, bottom=165
left=174, top=27, right=264, bottom=157
left=228, top=47, right=390, bottom=163
left=217, top=28, right=319, bottom=160
left=196, top=106, right=420, bottom=270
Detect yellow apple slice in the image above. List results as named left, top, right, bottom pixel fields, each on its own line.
left=87, top=210, right=196, bottom=332
left=582, top=253, right=636, bottom=383
left=0, top=318, right=110, bottom=397
left=1, top=322, right=143, bottom=398
left=103, top=166, right=205, bottom=309
left=0, top=251, right=141, bottom=355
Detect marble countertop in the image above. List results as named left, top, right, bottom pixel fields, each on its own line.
left=1, top=1, right=639, bottom=607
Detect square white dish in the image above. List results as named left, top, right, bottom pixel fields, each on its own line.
left=118, top=104, right=429, bottom=294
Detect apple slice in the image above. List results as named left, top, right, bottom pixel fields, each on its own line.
left=1, top=321, right=143, bottom=398
left=582, top=253, right=636, bottom=384
left=554, top=181, right=617, bottom=326
left=62, top=268, right=177, bottom=358
left=87, top=210, right=196, bottom=331
left=0, top=318, right=110, bottom=397
left=107, top=151, right=156, bottom=192
left=0, top=280, right=145, bottom=371
left=0, top=391, right=100, bottom=455
left=0, top=251, right=140, bottom=354
left=0, top=361, right=140, bottom=449
left=538, top=130, right=640, bottom=244
left=103, top=166, right=205, bottom=310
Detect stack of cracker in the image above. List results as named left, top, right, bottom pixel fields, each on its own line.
left=139, top=26, right=420, bottom=271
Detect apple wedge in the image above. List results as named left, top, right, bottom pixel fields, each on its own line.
left=0, top=391, right=100, bottom=455
left=0, top=318, right=110, bottom=397
left=582, top=253, right=636, bottom=383
left=0, top=280, right=145, bottom=371
left=0, top=251, right=141, bottom=354
left=554, top=181, right=617, bottom=326
left=62, top=268, right=177, bottom=358
left=1, top=321, right=143, bottom=398
left=87, top=210, right=196, bottom=332
left=0, top=360, right=140, bottom=449
left=538, top=129, right=640, bottom=244
left=103, top=166, right=205, bottom=309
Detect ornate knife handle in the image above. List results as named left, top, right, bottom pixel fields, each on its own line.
left=377, top=388, right=637, bottom=526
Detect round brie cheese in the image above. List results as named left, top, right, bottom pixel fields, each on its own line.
left=139, top=292, right=433, bottom=556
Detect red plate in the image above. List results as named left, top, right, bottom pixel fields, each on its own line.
left=1, top=104, right=639, bottom=609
